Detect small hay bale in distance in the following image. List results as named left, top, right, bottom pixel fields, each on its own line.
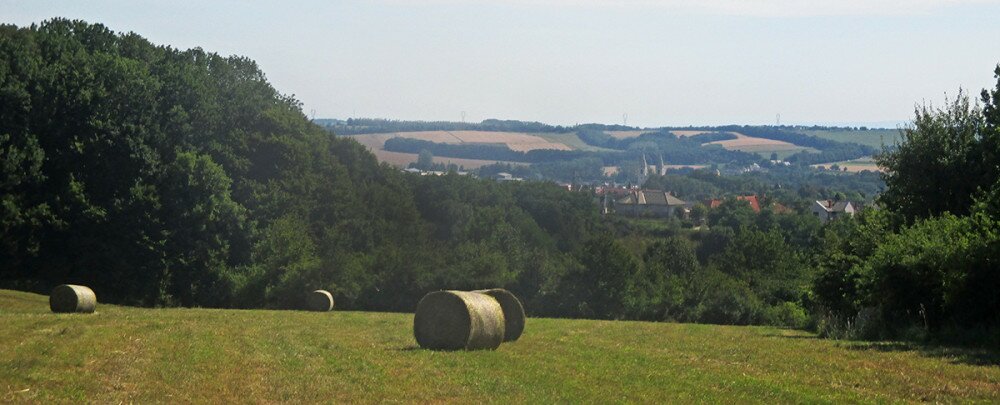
left=413, top=290, right=505, bottom=351
left=306, top=289, right=335, bottom=312
left=49, top=284, right=97, bottom=313
left=474, top=288, right=525, bottom=342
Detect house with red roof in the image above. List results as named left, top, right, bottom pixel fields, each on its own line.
left=704, top=195, right=761, bottom=213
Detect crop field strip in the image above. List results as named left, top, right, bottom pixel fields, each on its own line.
left=1, top=290, right=998, bottom=403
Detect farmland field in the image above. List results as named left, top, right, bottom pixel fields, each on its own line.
left=666, top=131, right=817, bottom=157
left=534, top=132, right=617, bottom=152
left=347, top=131, right=572, bottom=153
left=371, top=149, right=524, bottom=169
left=812, top=157, right=883, bottom=173
left=799, top=129, right=902, bottom=148
left=2, top=290, right=998, bottom=403
left=689, top=132, right=817, bottom=157
left=342, top=131, right=546, bottom=168
left=671, top=130, right=713, bottom=137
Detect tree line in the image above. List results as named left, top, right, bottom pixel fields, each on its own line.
left=327, top=118, right=575, bottom=135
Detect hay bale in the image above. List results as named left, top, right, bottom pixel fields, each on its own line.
left=413, top=290, right=505, bottom=351
left=49, top=284, right=97, bottom=313
left=306, top=290, right=334, bottom=312
left=474, top=288, right=526, bottom=342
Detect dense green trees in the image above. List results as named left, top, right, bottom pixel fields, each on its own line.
left=877, top=90, right=995, bottom=221
left=813, top=66, right=1000, bottom=343
left=0, top=19, right=431, bottom=308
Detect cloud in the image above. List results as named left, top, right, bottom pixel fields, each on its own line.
left=385, top=0, right=998, bottom=17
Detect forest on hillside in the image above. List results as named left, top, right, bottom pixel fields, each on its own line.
left=2, top=20, right=999, bottom=344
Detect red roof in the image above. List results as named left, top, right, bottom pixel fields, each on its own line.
left=705, top=195, right=761, bottom=213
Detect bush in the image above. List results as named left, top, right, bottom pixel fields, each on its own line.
left=762, top=302, right=809, bottom=328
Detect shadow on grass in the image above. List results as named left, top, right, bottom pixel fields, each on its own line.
left=396, top=345, right=423, bottom=352
left=762, top=329, right=819, bottom=340
left=841, top=341, right=1000, bottom=367
left=774, top=335, right=819, bottom=340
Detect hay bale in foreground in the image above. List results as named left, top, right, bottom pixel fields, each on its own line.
left=474, top=288, right=525, bottom=342
left=306, top=290, right=335, bottom=312
left=49, top=284, right=97, bottom=313
left=413, top=290, right=505, bottom=351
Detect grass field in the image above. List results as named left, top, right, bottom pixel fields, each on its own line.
left=812, top=157, right=883, bottom=173
left=3, top=290, right=999, bottom=403
left=535, top=132, right=617, bottom=152
left=799, top=129, right=902, bottom=149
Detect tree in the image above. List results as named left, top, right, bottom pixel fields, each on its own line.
left=638, top=237, right=700, bottom=320
left=707, top=198, right=756, bottom=230
left=417, top=149, right=434, bottom=170
left=159, top=152, right=248, bottom=307
left=876, top=90, right=989, bottom=221
left=560, top=234, right=641, bottom=319
left=689, top=203, right=708, bottom=225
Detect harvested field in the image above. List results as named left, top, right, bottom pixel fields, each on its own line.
left=701, top=133, right=816, bottom=155
left=344, top=131, right=569, bottom=167
left=446, top=131, right=572, bottom=152
left=372, top=149, right=522, bottom=169
left=707, top=133, right=797, bottom=148
left=671, top=131, right=806, bottom=152
left=3, top=289, right=999, bottom=403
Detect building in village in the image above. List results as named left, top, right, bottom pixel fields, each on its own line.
left=704, top=195, right=762, bottom=213
left=811, top=200, right=855, bottom=222
left=616, top=189, right=688, bottom=217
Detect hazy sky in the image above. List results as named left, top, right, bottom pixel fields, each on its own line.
left=5, top=0, right=1000, bottom=127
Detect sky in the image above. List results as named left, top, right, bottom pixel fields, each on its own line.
left=4, top=0, right=1000, bottom=128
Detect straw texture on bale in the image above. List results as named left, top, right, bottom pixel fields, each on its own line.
left=474, top=288, right=526, bottom=342
left=49, top=284, right=97, bottom=313
left=306, top=290, right=335, bottom=312
left=413, top=290, right=505, bottom=351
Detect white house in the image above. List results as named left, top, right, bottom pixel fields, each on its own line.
left=811, top=200, right=855, bottom=223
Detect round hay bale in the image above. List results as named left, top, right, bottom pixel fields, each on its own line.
left=413, top=290, right=505, bottom=351
left=306, top=290, right=334, bottom=312
left=49, top=284, right=97, bottom=313
left=474, top=288, right=525, bottom=342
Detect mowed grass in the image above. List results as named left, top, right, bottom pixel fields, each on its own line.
left=800, top=129, right=903, bottom=148
left=811, top=157, right=883, bottom=173
left=2, top=290, right=999, bottom=403
left=535, top=132, right=617, bottom=152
